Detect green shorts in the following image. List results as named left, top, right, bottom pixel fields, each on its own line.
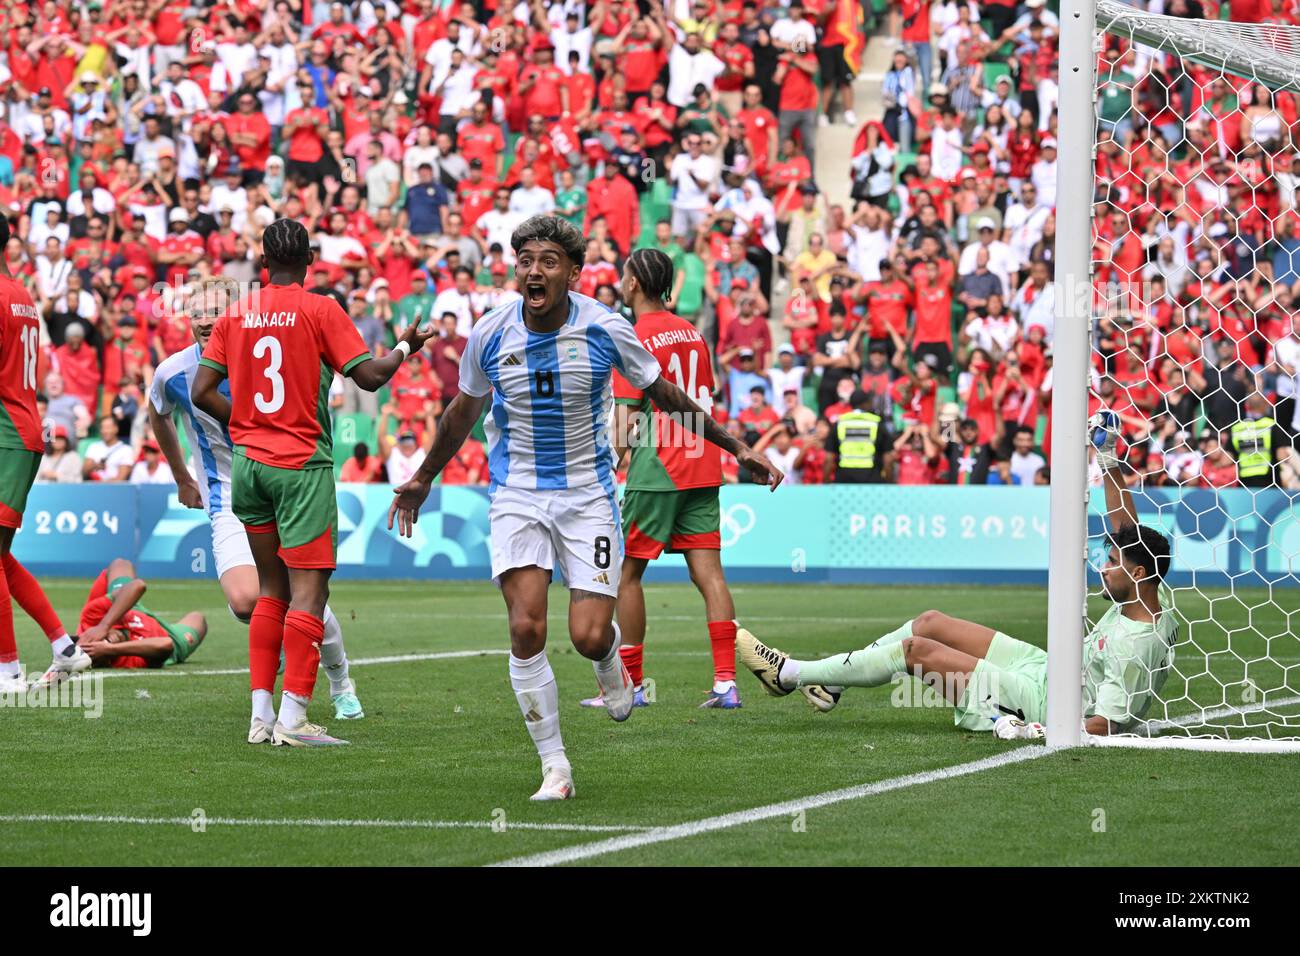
left=622, top=487, right=721, bottom=560
left=0, top=449, right=41, bottom=529
left=232, top=453, right=338, bottom=569
left=953, top=632, right=1048, bottom=731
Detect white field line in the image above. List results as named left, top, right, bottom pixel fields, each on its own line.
left=489, top=746, right=1053, bottom=868
left=0, top=813, right=649, bottom=834
left=491, top=691, right=1300, bottom=867
left=1131, top=694, right=1300, bottom=734
left=86, top=648, right=509, bottom=680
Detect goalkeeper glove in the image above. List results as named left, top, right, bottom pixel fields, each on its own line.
left=994, top=715, right=1046, bottom=740
left=1089, top=407, right=1122, bottom=471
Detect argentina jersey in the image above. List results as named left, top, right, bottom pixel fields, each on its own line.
left=148, top=344, right=235, bottom=517
left=458, top=292, right=662, bottom=494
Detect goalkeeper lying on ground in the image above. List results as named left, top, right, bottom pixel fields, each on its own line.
left=738, top=410, right=1176, bottom=738
left=74, top=558, right=207, bottom=670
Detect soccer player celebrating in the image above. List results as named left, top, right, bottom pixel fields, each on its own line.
left=149, top=276, right=365, bottom=725
left=388, top=216, right=783, bottom=800
left=738, top=410, right=1177, bottom=738
left=76, top=559, right=207, bottom=669
left=191, top=219, right=435, bottom=747
left=0, top=214, right=91, bottom=692
left=581, top=248, right=835, bottom=711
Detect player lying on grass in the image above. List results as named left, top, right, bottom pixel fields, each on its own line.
left=738, top=409, right=1177, bottom=737
left=149, top=276, right=363, bottom=723
left=0, top=213, right=92, bottom=692
left=192, top=219, right=435, bottom=747
left=389, top=215, right=783, bottom=800
left=75, top=559, right=206, bottom=669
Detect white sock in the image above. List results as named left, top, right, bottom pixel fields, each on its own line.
left=0, top=659, right=21, bottom=679
left=509, top=652, right=568, bottom=773
left=778, top=658, right=801, bottom=690
left=278, top=691, right=309, bottom=728
left=713, top=679, right=735, bottom=693
left=251, top=689, right=276, bottom=724
left=319, top=605, right=350, bottom=695
left=592, top=621, right=623, bottom=693
left=50, top=635, right=73, bottom=656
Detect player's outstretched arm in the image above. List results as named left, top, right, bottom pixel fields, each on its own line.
left=78, top=578, right=148, bottom=646
left=349, top=319, right=438, bottom=391
left=1090, top=408, right=1138, bottom=533
left=191, top=365, right=232, bottom=427
left=147, top=403, right=202, bottom=509
left=387, top=390, right=488, bottom=537
left=643, top=374, right=784, bottom=490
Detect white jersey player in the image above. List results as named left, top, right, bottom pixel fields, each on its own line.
left=147, top=277, right=364, bottom=731
left=388, top=216, right=782, bottom=801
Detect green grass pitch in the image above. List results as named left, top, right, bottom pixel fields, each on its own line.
left=2, top=580, right=1297, bottom=866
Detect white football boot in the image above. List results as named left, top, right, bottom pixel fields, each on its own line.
left=530, top=765, right=575, bottom=801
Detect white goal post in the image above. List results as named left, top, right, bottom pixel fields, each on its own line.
left=1047, top=0, right=1300, bottom=752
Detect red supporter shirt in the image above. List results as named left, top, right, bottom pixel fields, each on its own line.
left=442, top=438, right=488, bottom=485
left=284, top=107, right=327, bottom=163
left=226, top=111, right=272, bottom=172
left=623, top=40, right=664, bottom=93
left=0, top=276, right=46, bottom=457
left=521, top=64, right=566, bottom=117
left=200, top=284, right=371, bottom=470
left=457, top=177, right=497, bottom=228
left=459, top=122, right=506, bottom=170
left=778, top=52, right=819, bottom=112
left=911, top=261, right=955, bottom=346
left=865, top=279, right=913, bottom=339
left=613, top=310, right=723, bottom=490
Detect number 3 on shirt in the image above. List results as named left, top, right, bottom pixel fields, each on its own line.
left=253, top=335, right=285, bottom=414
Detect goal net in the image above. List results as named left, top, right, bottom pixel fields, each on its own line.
left=1052, top=0, right=1300, bottom=750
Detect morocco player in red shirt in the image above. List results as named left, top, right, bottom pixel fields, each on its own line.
left=0, top=215, right=89, bottom=692
left=586, top=250, right=808, bottom=710
left=191, top=220, right=435, bottom=746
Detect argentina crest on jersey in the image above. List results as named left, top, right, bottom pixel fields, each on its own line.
left=468, top=293, right=659, bottom=495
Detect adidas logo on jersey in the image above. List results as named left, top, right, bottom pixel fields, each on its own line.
left=593, top=572, right=610, bottom=585
left=502, top=353, right=522, bottom=367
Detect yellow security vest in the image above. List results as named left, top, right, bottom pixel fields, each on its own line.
left=836, top=410, right=881, bottom=470
left=1231, top=417, right=1274, bottom=479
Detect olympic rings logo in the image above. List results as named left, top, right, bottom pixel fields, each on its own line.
left=720, top=503, right=756, bottom=548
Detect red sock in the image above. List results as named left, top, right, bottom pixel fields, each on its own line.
left=2, top=553, right=65, bottom=640
left=708, top=620, right=737, bottom=683
left=248, top=597, right=289, bottom=693
left=0, top=559, right=16, bottom=664
left=282, top=610, right=324, bottom=700
left=619, top=643, right=644, bottom=686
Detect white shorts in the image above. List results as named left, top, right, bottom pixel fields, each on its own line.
left=211, top=509, right=255, bottom=579
left=488, top=484, right=622, bottom=597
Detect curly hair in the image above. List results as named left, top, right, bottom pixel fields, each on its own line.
left=261, top=217, right=311, bottom=267
left=510, top=214, right=586, bottom=266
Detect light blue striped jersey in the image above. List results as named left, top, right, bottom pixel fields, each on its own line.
left=148, top=343, right=235, bottom=517
left=458, top=292, right=662, bottom=494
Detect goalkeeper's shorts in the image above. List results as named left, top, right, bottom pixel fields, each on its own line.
left=953, top=632, right=1048, bottom=732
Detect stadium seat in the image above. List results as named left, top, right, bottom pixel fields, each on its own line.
left=333, top=413, right=378, bottom=470
left=984, top=62, right=1012, bottom=88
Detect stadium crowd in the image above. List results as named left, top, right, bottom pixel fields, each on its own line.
left=2, top=0, right=1299, bottom=490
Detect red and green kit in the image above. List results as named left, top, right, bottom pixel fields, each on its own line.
left=0, top=276, right=48, bottom=529
left=200, top=284, right=371, bottom=568
left=612, top=311, right=724, bottom=559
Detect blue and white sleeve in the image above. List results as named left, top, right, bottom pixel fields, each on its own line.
left=148, top=366, right=175, bottom=416
left=602, top=315, right=662, bottom=391
left=457, top=324, right=491, bottom=398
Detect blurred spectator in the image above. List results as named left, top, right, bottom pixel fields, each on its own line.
left=387, top=430, right=427, bottom=486
left=51, top=322, right=101, bottom=413
left=940, top=418, right=994, bottom=485
left=129, top=440, right=174, bottom=485
left=442, top=437, right=488, bottom=485
left=1227, top=392, right=1288, bottom=488
left=340, top=443, right=384, bottom=484
left=726, top=349, right=772, bottom=418
left=1004, top=427, right=1047, bottom=486
left=82, top=415, right=133, bottom=483
left=893, top=422, right=943, bottom=484
left=37, top=426, right=82, bottom=484
left=42, top=373, right=90, bottom=441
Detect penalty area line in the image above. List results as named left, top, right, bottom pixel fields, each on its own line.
left=0, top=813, right=650, bottom=834
left=489, top=745, right=1053, bottom=867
